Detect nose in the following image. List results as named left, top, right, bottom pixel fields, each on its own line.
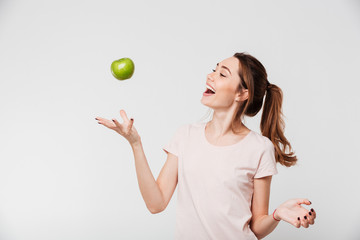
left=207, top=72, right=215, bottom=81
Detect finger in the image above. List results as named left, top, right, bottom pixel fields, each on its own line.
left=96, top=117, right=116, bottom=128
left=295, top=217, right=301, bottom=228
left=290, top=217, right=301, bottom=228
left=95, top=117, right=103, bottom=123
left=112, top=118, right=125, bottom=132
left=301, top=214, right=310, bottom=228
left=307, top=209, right=315, bottom=224
left=126, top=118, right=134, bottom=132
left=310, top=208, right=316, bottom=219
left=120, top=109, right=130, bottom=122
left=297, top=198, right=312, bottom=206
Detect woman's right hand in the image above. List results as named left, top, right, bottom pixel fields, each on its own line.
left=95, top=109, right=141, bottom=145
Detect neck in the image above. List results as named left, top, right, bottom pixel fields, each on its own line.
left=207, top=112, right=247, bottom=138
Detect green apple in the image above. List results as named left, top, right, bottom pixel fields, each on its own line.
left=111, top=57, right=135, bottom=80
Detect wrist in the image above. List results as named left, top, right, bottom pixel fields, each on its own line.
left=272, top=209, right=281, bottom=221
left=130, top=142, right=141, bottom=148
left=130, top=139, right=142, bottom=148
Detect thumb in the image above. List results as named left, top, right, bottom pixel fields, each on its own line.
left=297, top=198, right=312, bottom=205
left=127, top=118, right=134, bottom=132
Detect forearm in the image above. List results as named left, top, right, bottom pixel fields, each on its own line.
left=250, top=213, right=280, bottom=239
left=130, top=140, right=164, bottom=213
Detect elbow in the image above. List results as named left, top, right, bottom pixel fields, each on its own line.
left=250, top=219, right=265, bottom=239
left=250, top=228, right=263, bottom=240
left=250, top=228, right=261, bottom=240
left=254, top=233, right=264, bottom=240
left=148, top=204, right=165, bottom=214
left=149, top=208, right=162, bottom=214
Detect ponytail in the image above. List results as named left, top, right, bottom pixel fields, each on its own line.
left=260, top=84, right=297, bottom=167
left=232, top=52, right=297, bottom=167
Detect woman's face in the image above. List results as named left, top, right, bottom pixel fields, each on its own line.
left=201, top=56, right=245, bottom=110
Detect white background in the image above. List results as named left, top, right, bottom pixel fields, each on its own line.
left=0, top=0, right=359, bottom=239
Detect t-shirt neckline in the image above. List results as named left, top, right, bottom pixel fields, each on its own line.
left=202, top=122, right=253, bottom=149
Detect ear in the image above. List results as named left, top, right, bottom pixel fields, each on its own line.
left=236, top=89, right=249, bottom=102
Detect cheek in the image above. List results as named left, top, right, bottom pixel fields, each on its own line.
left=215, top=88, right=236, bottom=105
left=217, top=85, right=236, bottom=96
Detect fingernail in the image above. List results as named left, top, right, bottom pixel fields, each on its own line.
left=131, top=118, right=134, bottom=121
left=95, top=118, right=98, bottom=120
left=309, top=212, right=312, bottom=215
left=98, top=122, right=101, bottom=124
left=304, top=216, right=307, bottom=220
left=311, top=208, right=314, bottom=212
left=297, top=217, right=300, bottom=221
left=309, top=201, right=312, bottom=204
left=112, top=119, right=115, bottom=122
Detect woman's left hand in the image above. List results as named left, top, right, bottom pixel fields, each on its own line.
left=274, top=198, right=316, bottom=228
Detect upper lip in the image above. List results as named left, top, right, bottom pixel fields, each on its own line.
left=206, top=83, right=216, bottom=92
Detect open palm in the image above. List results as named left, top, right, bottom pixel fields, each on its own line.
left=275, top=198, right=316, bottom=228
left=95, top=109, right=141, bottom=145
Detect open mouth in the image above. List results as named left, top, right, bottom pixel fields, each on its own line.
left=204, top=88, right=215, bottom=94
left=204, top=85, right=216, bottom=94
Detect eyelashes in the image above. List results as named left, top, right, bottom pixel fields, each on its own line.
left=212, top=69, right=226, bottom=77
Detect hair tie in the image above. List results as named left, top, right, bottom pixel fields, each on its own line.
left=267, top=82, right=271, bottom=90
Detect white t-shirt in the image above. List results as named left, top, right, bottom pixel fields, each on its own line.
left=163, top=122, right=278, bottom=240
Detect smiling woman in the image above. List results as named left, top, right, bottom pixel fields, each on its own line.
left=200, top=53, right=297, bottom=166
left=96, top=52, right=316, bottom=240
left=158, top=52, right=315, bottom=239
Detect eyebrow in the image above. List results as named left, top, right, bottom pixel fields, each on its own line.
left=216, top=63, right=232, bottom=75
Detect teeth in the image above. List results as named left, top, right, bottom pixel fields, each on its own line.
left=206, top=85, right=216, bottom=93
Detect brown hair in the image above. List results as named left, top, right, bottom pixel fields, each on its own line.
left=231, top=52, right=297, bottom=167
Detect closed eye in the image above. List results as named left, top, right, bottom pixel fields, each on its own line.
left=212, top=69, right=226, bottom=77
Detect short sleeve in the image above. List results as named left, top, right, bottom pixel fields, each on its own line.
left=162, top=124, right=187, bottom=157
left=254, top=139, right=278, bottom=179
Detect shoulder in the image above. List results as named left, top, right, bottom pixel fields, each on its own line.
left=249, top=130, right=274, bottom=152
left=177, top=121, right=204, bottom=131
left=172, top=122, right=204, bottom=137
left=173, top=122, right=198, bottom=134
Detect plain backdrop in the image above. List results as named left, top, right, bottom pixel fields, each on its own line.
left=0, top=0, right=359, bottom=239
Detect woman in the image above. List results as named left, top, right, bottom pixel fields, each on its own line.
left=95, top=52, right=316, bottom=239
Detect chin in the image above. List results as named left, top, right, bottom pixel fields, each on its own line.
left=200, top=99, right=212, bottom=109
left=200, top=97, right=207, bottom=106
